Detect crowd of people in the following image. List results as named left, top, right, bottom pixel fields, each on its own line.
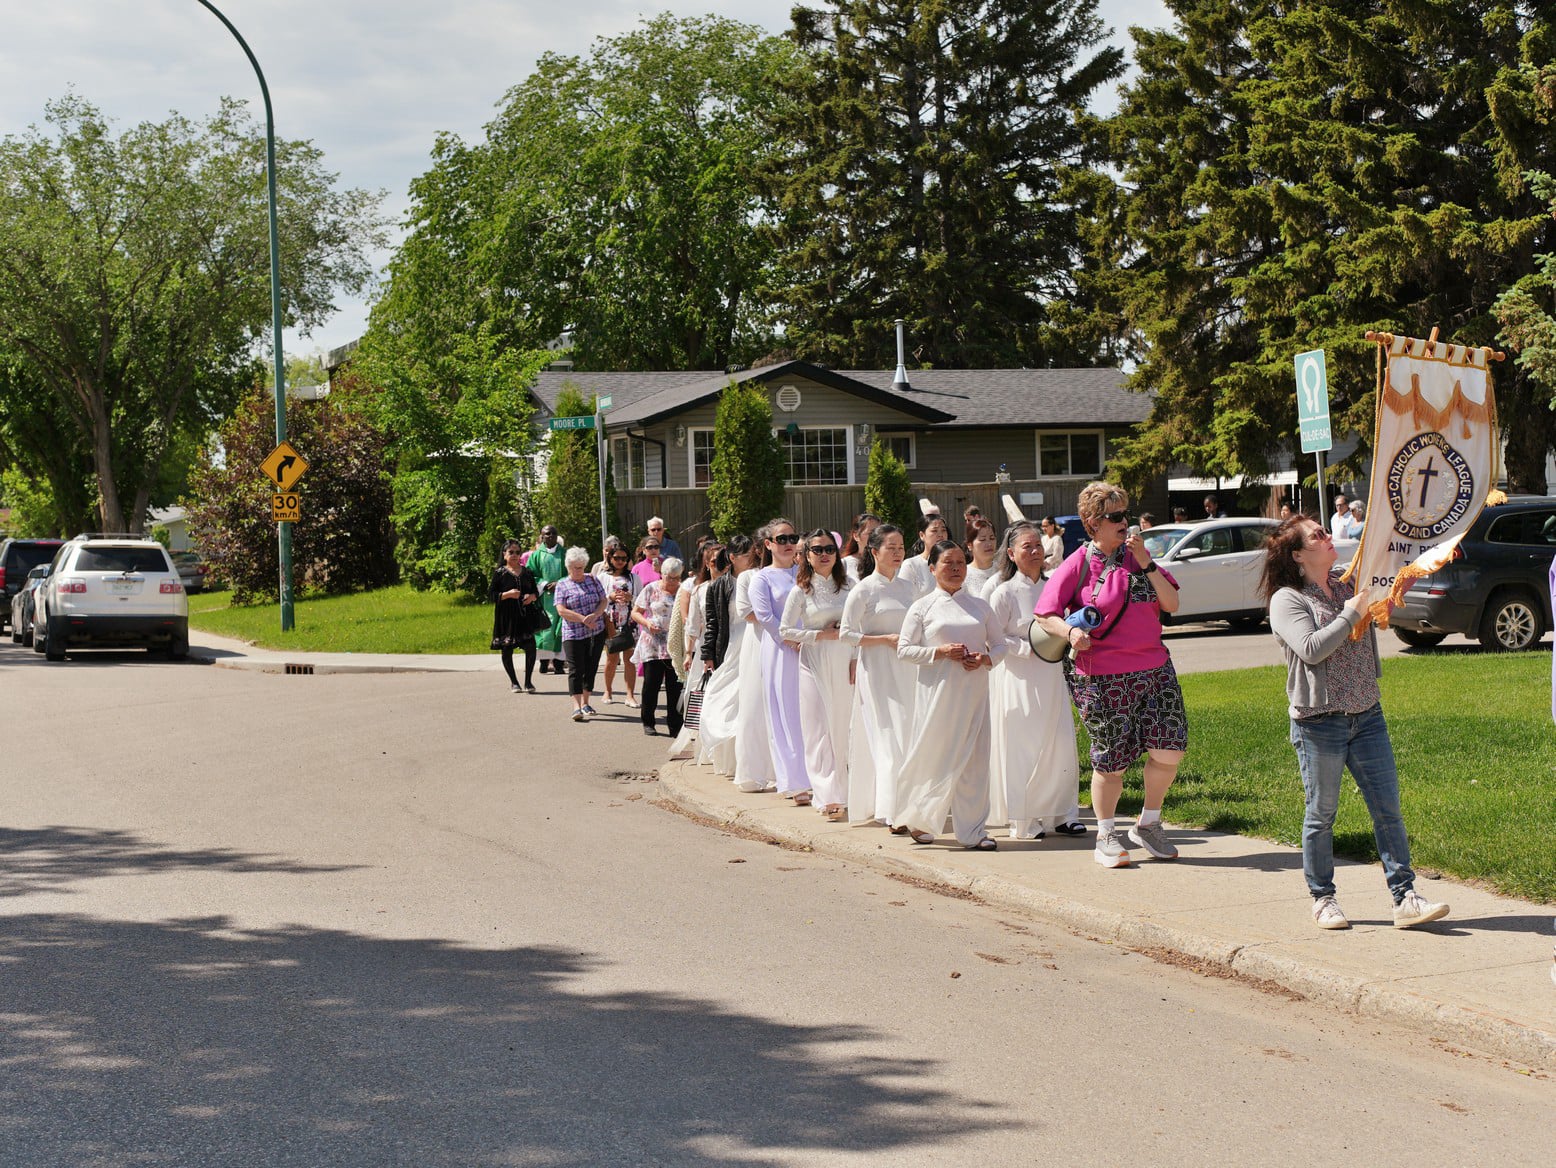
left=489, top=487, right=1450, bottom=929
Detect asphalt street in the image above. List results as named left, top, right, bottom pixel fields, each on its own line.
left=0, top=640, right=1550, bottom=1166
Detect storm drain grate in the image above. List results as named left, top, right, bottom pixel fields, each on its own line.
left=284, top=663, right=315, bottom=675
left=611, top=770, right=659, bottom=783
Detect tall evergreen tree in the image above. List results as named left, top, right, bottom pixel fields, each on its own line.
left=1101, top=1, right=1556, bottom=494
left=707, top=382, right=786, bottom=539
left=763, top=0, right=1124, bottom=368
left=864, top=438, right=917, bottom=531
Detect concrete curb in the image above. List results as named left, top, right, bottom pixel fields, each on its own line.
left=658, top=759, right=1556, bottom=1072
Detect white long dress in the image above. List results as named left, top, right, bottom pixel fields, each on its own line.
left=697, top=575, right=745, bottom=775
left=895, top=587, right=1006, bottom=844
left=781, top=575, right=855, bottom=809
left=987, top=571, right=1081, bottom=839
left=731, top=571, right=776, bottom=792
left=900, top=555, right=935, bottom=598
left=840, top=571, right=919, bottom=824
left=669, top=579, right=712, bottom=756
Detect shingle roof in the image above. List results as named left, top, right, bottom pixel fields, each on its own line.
left=529, top=364, right=1150, bottom=428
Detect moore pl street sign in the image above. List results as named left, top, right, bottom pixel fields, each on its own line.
left=549, top=416, right=596, bottom=430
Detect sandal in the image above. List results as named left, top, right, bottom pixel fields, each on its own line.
left=793, top=792, right=813, bottom=807
left=1053, top=821, right=1088, bottom=836
left=889, top=824, right=911, bottom=835
left=823, top=805, right=846, bottom=822
left=909, top=830, right=935, bottom=845
left=965, top=837, right=999, bottom=851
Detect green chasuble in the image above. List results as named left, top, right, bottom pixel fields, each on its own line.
left=528, top=542, right=566, bottom=653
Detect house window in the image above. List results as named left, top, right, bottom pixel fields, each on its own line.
left=612, top=436, right=651, bottom=490
left=690, top=428, right=716, bottom=488
left=878, top=432, right=916, bottom=468
left=1036, top=431, right=1103, bottom=478
left=782, top=427, right=850, bottom=485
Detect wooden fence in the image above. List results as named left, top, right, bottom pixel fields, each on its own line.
left=615, top=479, right=1141, bottom=548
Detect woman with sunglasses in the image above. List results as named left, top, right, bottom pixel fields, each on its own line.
left=489, top=539, right=542, bottom=693
left=1035, top=481, right=1186, bottom=869
left=598, top=544, right=639, bottom=707
left=749, top=518, right=811, bottom=803
left=731, top=527, right=776, bottom=792
left=696, top=535, right=757, bottom=775
left=901, top=513, right=951, bottom=598
left=987, top=522, right=1082, bottom=839
left=631, top=536, right=663, bottom=589
left=839, top=523, right=917, bottom=828
left=1261, top=517, right=1448, bottom=931
left=780, top=529, right=856, bottom=821
left=894, top=540, right=1005, bottom=850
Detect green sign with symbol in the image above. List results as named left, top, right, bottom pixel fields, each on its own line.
left=597, top=395, right=612, bottom=411
left=1294, top=349, right=1332, bottom=453
left=548, top=415, right=596, bottom=430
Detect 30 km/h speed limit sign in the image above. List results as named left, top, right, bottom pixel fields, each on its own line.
left=272, top=493, right=301, bottom=522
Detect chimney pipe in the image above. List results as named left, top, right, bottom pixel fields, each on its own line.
left=892, top=319, right=911, bottom=392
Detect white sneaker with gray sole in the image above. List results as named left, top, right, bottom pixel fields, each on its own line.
left=1312, top=894, right=1350, bottom=930
left=1393, top=889, right=1449, bottom=929
left=1127, top=819, right=1179, bottom=860
left=1093, top=829, right=1131, bottom=868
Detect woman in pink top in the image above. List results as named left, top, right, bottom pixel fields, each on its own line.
left=1035, top=481, right=1187, bottom=870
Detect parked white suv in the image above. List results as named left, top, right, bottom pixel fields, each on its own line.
left=33, top=535, right=189, bottom=661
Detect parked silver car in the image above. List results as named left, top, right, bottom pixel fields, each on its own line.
left=8, top=563, right=50, bottom=646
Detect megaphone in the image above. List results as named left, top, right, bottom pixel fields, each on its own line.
left=1026, top=605, right=1101, bottom=663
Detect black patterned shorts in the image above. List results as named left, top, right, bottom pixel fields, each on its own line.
left=1063, top=658, right=1189, bottom=773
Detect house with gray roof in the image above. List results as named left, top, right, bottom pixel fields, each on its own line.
left=530, top=361, right=1159, bottom=518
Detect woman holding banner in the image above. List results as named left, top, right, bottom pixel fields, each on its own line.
left=1262, top=517, right=1450, bottom=932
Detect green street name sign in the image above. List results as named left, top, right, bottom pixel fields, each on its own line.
left=548, top=415, right=596, bottom=430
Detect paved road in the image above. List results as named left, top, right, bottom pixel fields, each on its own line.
left=1, top=642, right=1550, bottom=1165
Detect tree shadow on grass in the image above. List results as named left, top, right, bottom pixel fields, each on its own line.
left=0, top=826, right=361, bottom=898
left=0, top=914, right=1000, bottom=1166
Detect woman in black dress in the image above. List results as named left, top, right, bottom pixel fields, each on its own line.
left=491, top=539, right=542, bottom=692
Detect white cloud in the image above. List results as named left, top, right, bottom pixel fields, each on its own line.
left=2, top=0, right=1171, bottom=357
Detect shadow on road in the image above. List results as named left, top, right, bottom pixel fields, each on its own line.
left=0, top=826, right=361, bottom=898
left=0, top=914, right=999, bottom=1165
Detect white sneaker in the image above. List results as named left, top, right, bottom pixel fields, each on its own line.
left=1393, top=889, right=1449, bottom=929
left=1094, top=829, right=1131, bottom=868
left=1312, top=895, right=1350, bottom=930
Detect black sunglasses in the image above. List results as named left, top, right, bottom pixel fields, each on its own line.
left=772, top=533, right=800, bottom=545
left=808, top=544, right=838, bottom=556
left=1101, top=509, right=1131, bottom=525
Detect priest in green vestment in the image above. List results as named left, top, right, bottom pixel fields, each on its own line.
left=527, top=525, right=567, bottom=672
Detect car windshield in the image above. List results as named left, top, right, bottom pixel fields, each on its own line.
left=75, top=547, right=170, bottom=573
left=1142, top=527, right=1190, bottom=558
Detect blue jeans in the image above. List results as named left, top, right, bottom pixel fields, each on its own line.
left=1288, top=704, right=1415, bottom=904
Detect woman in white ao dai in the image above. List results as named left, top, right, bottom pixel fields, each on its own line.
left=894, top=541, right=1005, bottom=849
left=781, top=529, right=855, bottom=820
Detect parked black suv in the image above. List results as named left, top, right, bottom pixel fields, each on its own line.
left=1390, top=496, right=1556, bottom=651
left=0, top=538, right=65, bottom=631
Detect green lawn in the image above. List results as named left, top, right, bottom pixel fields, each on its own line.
left=1096, top=653, right=1556, bottom=903
left=188, top=585, right=491, bottom=654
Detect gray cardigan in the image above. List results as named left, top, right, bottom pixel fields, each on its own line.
left=1268, top=586, right=1381, bottom=717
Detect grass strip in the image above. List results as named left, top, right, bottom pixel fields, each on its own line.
left=188, top=585, right=490, bottom=655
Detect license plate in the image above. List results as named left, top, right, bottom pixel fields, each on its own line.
left=110, top=580, right=139, bottom=595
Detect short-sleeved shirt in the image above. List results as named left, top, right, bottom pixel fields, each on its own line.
left=1036, top=546, right=1178, bottom=677
left=553, top=574, right=606, bottom=641
left=632, top=581, right=677, bottom=664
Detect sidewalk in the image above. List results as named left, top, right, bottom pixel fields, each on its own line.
left=190, top=629, right=500, bottom=674
left=660, top=758, right=1556, bottom=1071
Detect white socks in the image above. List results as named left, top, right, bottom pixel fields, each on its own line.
left=1098, top=817, right=1116, bottom=836
left=1139, top=808, right=1162, bottom=826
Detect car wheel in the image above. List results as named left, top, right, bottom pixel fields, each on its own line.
left=166, top=627, right=189, bottom=661
left=21, top=619, right=33, bottom=648
left=1392, top=628, right=1447, bottom=649
left=9, top=624, right=19, bottom=645
left=44, top=616, right=66, bottom=661
left=1477, top=589, right=1545, bottom=652
left=1227, top=615, right=1264, bottom=632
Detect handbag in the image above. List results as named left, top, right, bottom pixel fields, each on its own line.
left=522, top=599, right=551, bottom=634
left=683, top=670, right=708, bottom=729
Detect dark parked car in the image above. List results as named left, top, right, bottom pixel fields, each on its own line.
left=1390, top=496, right=1556, bottom=651
left=8, top=563, right=50, bottom=646
left=0, top=537, right=64, bottom=630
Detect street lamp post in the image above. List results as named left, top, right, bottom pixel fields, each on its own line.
left=194, top=0, right=294, bottom=632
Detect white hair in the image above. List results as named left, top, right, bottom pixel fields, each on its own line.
left=647, top=516, right=665, bottom=529
left=564, top=546, right=590, bottom=569
left=659, top=556, right=684, bottom=578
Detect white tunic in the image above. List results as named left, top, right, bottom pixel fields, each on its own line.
left=895, top=588, right=1006, bottom=844
left=899, top=555, right=935, bottom=598
left=987, top=572, right=1080, bottom=837
left=669, top=579, right=713, bottom=756
left=696, top=577, right=744, bottom=774
left=839, top=571, right=919, bottom=824
left=964, top=562, right=1000, bottom=600
left=731, top=571, right=775, bottom=792
left=781, top=574, right=855, bottom=808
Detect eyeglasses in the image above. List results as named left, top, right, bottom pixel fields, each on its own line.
left=643, top=544, right=661, bottom=551
left=772, top=533, right=800, bottom=545
left=1307, top=529, right=1334, bottom=544
left=1101, top=509, right=1131, bottom=525
left=808, top=545, right=838, bottom=556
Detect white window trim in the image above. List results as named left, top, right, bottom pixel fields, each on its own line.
left=687, top=426, right=716, bottom=489
left=1034, top=429, right=1106, bottom=480
left=876, top=431, right=917, bottom=469
left=782, top=425, right=853, bottom=486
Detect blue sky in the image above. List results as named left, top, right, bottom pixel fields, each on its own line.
left=2, top=0, right=1173, bottom=357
